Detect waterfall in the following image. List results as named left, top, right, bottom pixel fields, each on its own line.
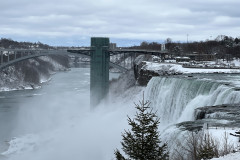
left=145, top=76, right=240, bottom=125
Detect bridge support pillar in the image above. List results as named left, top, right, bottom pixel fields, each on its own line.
left=124, top=53, right=126, bottom=68
left=90, top=37, right=110, bottom=107
left=7, top=52, right=9, bottom=62
left=0, top=51, right=3, bottom=65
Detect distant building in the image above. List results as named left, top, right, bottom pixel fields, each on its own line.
left=110, top=43, right=117, bottom=50
left=161, top=44, right=166, bottom=51
left=175, top=57, right=191, bottom=62
left=187, top=53, right=215, bottom=61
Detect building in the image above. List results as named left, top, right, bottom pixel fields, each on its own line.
left=110, top=43, right=117, bottom=50
left=161, top=43, right=166, bottom=51
left=175, top=57, right=191, bottom=62
left=187, top=53, right=215, bottom=61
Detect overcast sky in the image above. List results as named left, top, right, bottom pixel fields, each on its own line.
left=0, top=0, right=239, bottom=46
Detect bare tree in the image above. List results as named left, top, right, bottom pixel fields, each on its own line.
left=171, top=131, right=236, bottom=160
left=220, top=132, right=235, bottom=156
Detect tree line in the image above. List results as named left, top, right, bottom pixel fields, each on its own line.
left=0, top=38, right=54, bottom=49
left=130, top=35, right=240, bottom=59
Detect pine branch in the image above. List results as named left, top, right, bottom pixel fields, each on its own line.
left=115, top=92, right=169, bottom=160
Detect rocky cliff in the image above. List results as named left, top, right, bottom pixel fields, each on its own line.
left=0, top=55, right=69, bottom=91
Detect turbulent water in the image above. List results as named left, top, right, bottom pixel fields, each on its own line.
left=144, top=74, right=240, bottom=156
left=1, top=67, right=240, bottom=159
left=145, top=75, right=240, bottom=125
left=0, top=67, right=140, bottom=160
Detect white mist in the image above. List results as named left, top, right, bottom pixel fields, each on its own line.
left=1, top=68, right=142, bottom=160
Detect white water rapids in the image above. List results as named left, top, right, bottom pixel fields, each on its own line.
left=145, top=76, right=240, bottom=125
left=1, top=69, right=240, bottom=160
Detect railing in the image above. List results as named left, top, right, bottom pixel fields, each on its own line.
left=0, top=49, right=129, bottom=72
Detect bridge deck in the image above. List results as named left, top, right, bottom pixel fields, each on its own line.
left=109, top=48, right=168, bottom=54
left=0, top=49, right=128, bottom=72
left=0, top=48, right=168, bottom=71
left=0, top=48, right=167, bottom=54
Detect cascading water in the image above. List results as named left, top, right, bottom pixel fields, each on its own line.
left=2, top=70, right=240, bottom=159
left=145, top=76, right=240, bottom=125
left=144, top=76, right=240, bottom=158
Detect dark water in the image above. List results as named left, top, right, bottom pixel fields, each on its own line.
left=0, top=68, right=91, bottom=154
left=1, top=68, right=240, bottom=159
left=0, top=89, right=43, bottom=144
left=0, top=67, right=121, bottom=155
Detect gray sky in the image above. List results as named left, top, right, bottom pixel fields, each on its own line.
left=0, top=0, right=240, bottom=46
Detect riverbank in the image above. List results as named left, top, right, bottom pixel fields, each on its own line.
left=0, top=56, right=69, bottom=92
left=134, top=61, right=240, bottom=85
left=143, top=62, right=240, bottom=74
left=1, top=62, right=240, bottom=159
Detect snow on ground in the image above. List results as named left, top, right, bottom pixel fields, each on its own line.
left=207, top=127, right=240, bottom=160
left=220, top=59, right=240, bottom=67
left=211, top=152, right=240, bottom=160
left=144, top=62, right=240, bottom=74
left=206, top=127, right=239, bottom=147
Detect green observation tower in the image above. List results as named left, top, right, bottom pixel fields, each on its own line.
left=90, top=37, right=110, bottom=107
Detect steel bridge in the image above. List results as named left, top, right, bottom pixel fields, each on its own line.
left=0, top=37, right=167, bottom=107
left=0, top=49, right=128, bottom=72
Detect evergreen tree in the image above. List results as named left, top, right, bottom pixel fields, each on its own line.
left=115, top=149, right=126, bottom=160
left=115, top=94, right=169, bottom=160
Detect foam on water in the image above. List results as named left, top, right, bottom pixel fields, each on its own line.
left=145, top=76, right=240, bottom=125
left=2, top=70, right=240, bottom=160
left=0, top=68, right=142, bottom=160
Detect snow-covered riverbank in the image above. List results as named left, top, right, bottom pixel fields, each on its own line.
left=0, top=56, right=69, bottom=92
left=212, top=152, right=240, bottom=160
left=143, top=62, right=240, bottom=74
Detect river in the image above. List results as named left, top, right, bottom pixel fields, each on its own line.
left=1, top=66, right=240, bottom=159
left=0, top=66, right=123, bottom=160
